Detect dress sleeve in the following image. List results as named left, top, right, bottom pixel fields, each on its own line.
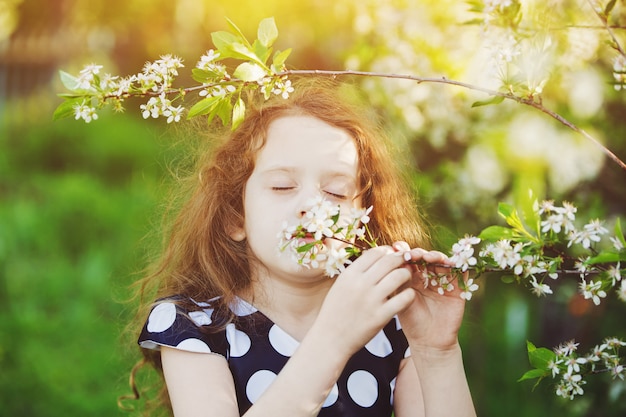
left=137, top=299, right=228, bottom=357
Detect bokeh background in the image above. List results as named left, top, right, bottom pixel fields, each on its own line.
left=1, top=0, right=625, bottom=416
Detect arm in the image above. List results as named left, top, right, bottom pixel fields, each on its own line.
left=394, top=245, right=476, bottom=417
left=161, top=347, right=239, bottom=417
left=163, top=246, right=416, bottom=417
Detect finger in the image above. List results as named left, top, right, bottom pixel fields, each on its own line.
left=423, top=250, right=449, bottom=264
left=392, top=241, right=411, bottom=252
left=382, top=287, right=416, bottom=316
left=348, top=246, right=395, bottom=273
left=363, top=251, right=409, bottom=283
left=376, top=267, right=412, bottom=298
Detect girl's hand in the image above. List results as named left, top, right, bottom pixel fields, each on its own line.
left=392, top=242, right=467, bottom=352
left=314, top=245, right=416, bottom=359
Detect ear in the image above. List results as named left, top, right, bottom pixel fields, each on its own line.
left=229, top=226, right=246, bottom=242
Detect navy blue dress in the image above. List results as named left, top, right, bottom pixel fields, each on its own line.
left=138, top=296, right=410, bottom=416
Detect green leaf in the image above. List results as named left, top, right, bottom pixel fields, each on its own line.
left=212, top=96, right=233, bottom=126
left=520, top=190, right=540, bottom=236
left=257, top=17, right=278, bottom=48
left=225, top=17, right=251, bottom=47
left=229, top=42, right=267, bottom=67
left=527, top=340, right=556, bottom=370
left=59, top=70, right=80, bottom=91
left=587, top=251, right=626, bottom=265
left=478, top=225, right=516, bottom=241
left=231, top=97, right=246, bottom=130
left=497, top=202, right=515, bottom=219
left=253, top=40, right=271, bottom=65
left=233, top=62, right=267, bottom=82
left=52, top=98, right=83, bottom=120
left=471, top=95, right=505, bottom=108
left=605, top=0, right=617, bottom=16
left=272, top=48, right=292, bottom=71
left=192, top=68, right=220, bottom=84
left=296, top=242, right=317, bottom=253
left=518, top=368, right=548, bottom=382
left=211, top=31, right=241, bottom=55
left=187, top=95, right=221, bottom=119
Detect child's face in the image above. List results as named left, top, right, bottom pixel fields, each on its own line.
left=238, top=115, right=361, bottom=281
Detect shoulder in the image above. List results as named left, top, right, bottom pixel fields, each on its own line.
left=138, top=296, right=232, bottom=356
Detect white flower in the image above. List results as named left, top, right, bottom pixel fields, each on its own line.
left=555, top=340, right=579, bottom=357
left=579, top=278, right=607, bottom=305
left=460, top=278, right=479, bottom=300
left=529, top=277, right=553, bottom=297
left=607, top=262, right=621, bottom=286
left=602, top=337, right=626, bottom=349
left=451, top=235, right=481, bottom=272
left=73, top=101, right=99, bottom=123
left=164, top=105, right=184, bottom=123
left=611, top=364, right=625, bottom=380
left=610, top=236, right=625, bottom=251
left=547, top=359, right=561, bottom=377
left=273, top=78, right=295, bottom=99
left=541, top=213, right=564, bottom=233
left=325, top=247, right=351, bottom=277
left=556, top=202, right=577, bottom=225
left=574, top=257, right=589, bottom=277
left=197, top=49, right=221, bottom=67
left=565, top=356, right=587, bottom=374
left=537, top=200, right=556, bottom=215
left=584, top=219, right=609, bottom=235
left=76, top=63, right=103, bottom=90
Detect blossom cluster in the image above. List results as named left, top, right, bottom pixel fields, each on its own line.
left=278, top=196, right=372, bottom=277
left=58, top=18, right=294, bottom=129
left=548, top=338, right=626, bottom=400
left=277, top=197, right=481, bottom=298
left=449, top=200, right=625, bottom=304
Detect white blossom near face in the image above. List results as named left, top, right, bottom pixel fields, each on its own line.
left=238, top=115, right=361, bottom=282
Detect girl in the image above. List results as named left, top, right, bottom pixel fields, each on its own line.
left=134, top=79, right=476, bottom=417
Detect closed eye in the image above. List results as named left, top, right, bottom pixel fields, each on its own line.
left=324, top=191, right=347, bottom=200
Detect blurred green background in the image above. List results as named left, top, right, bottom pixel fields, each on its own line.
left=1, top=0, right=625, bottom=416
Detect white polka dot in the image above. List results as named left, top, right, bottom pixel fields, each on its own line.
left=390, top=377, right=397, bottom=405
left=347, top=370, right=378, bottom=408
left=394, top=315, right=402, bottom=330
left=147, top=302, right=176, bottom=333
left=268, top=325, right=299, bottom=357
left=176, top=338, right=212, bottom=353
left=226, top=323, right=251, bottom=357
left=189, top=310, right=213, bottom=326
left=322, top=384, right=339, bottom=408
left=230, top=298, right=258, bottom=316
left=246, top=370, right=277, bottom=403
left=365, top=329, right=393, bottom=357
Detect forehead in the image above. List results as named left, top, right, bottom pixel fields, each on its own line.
left=255, top=115, right=359, bottom=172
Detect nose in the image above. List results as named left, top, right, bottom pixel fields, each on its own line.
left=296, top=187, right=322, bottom=219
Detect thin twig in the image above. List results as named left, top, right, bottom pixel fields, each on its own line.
left=98, top=68, right=626, bottom=171
left=280, top=69, right=626, bottom=172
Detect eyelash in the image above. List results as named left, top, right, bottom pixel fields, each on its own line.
left=271, top=187, right=347, bottom=200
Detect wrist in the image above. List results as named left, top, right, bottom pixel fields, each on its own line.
left=409, top=341, right=463, bottom=366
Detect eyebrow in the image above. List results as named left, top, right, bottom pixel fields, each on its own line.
left=260, top=167, right=357, bottom=181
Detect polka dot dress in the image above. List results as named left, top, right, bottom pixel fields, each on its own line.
left=138, top=296, right=410, bottom=416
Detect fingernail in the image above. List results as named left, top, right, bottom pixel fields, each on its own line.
left=403, top=252, right=412, bottom=262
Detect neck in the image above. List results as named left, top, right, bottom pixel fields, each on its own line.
left=243, top=267, right=334, bottom=340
